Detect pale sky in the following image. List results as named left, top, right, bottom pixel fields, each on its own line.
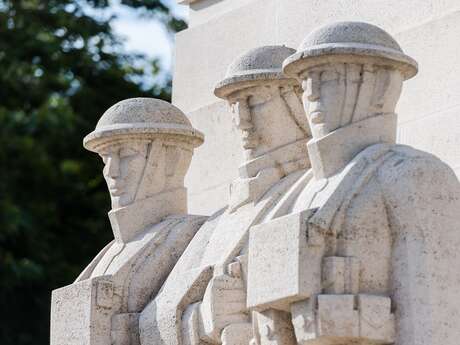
left=110, top=0, right=189, bottom=80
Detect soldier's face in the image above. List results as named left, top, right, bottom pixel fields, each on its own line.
left=231, top=98, right=259, bottom=151
left=302, top=65, right=346, bottom=138
left=98, top=141, right=149, bottom=209
left=230, top=85, right=305, bottom=160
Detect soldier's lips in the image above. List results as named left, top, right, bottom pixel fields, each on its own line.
left=109, top=186, right=125, bottom=196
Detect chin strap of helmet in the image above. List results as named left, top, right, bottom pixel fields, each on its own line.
left=279, top=84, right=311, bottom=137
left=133, top=139, right=166, bottom=202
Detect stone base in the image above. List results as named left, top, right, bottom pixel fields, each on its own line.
left=50, top=276, right=114, bottom=345
left=291, top=295, right=395, bottom=345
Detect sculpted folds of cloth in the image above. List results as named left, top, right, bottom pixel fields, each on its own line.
left=248, top=21, right=460, bottom=345
left=50, top=21, right=460, bottom=345
left=50, top=98, right=206, bottom=345
left=139, top=45, right=315, bottom=345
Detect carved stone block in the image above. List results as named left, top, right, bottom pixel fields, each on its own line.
left=247, top=210, right=322, bottom=311
left=317, top=294, right=359, bottom=339
left=50, top=277, right=113, bottom=345
left=111, top=313, right=140, bottom=345
left=322, top=256, right=360, bottom=294
left=322, top=257, right=345, bottom=294
left=221, top=322, right=253, bottom=345
left=291, top=295, right=395, bottom=345
left=96, top=279, right=114, bottom=308
left=357, top=295, right=395, bottom=344
left=181, top=303, right=202, bottom=345
left=291, top=299, right=316, bottom=344
left=199, top=272, right=248, bottom=343
left=254, top=309, right=297, bottom=345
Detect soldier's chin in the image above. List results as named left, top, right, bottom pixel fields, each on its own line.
left=111, top=194, right=132, bottom=209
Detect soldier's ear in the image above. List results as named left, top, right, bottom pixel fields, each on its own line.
left=134, top=140, right=166, bottom=200
left=280, top=85, right=311, bottom=137
left=165, top=145, right=193, bottom=190
left=370, top=69, right=403, bottom=114
left=339, top=64, right=362, bottom=127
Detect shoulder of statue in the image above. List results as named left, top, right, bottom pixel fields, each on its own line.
left=166, top=208, right=227, bottom=253
left=197, top=206, right=227, bottom=229
left=377, top=144, right=459, bottom=195
left=166, top=214, right=209, bottom=227
left=154, top=214, right=210, bottom=246
left=75, top=240, right=115, bottom=282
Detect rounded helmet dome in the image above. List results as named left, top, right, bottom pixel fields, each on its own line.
left=283, top=21, right=417, bottom=80
left=215, top=45, right=297, bottom=99
left=83, top=98, right=204, bottom=152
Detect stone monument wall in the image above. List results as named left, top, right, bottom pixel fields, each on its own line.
left=174, top=0, right=460, bottom=215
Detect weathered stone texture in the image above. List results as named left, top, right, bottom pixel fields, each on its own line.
left=175, top=0, right=460, bottom=214
left=51, top=16, right=460, bottom=345
left=50, top=99, right=208, bottom=345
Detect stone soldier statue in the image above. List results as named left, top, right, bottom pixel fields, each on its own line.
left=245, top=22, right=460, bottom=345
left=139, top=46, right=316, bottom=345
left=50, top=98, right=206, bottom=345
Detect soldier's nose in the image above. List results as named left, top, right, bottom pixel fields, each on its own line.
left=303, top=72, right=320, bottom=102
left=232, top=101, right=253, bottom=130
left=106, top=155, right=120, bottom=178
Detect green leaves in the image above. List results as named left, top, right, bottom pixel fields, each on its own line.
left=0, top=0, right=185, bottom=344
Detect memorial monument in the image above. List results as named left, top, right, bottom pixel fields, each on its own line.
left=139, top=44, right=314, bottom=345
left=51, top=21, right=460, bottom=345
left=50, top=98, right=206, bottom=345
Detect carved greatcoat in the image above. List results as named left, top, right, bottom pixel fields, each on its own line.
left=139, top=143, right=460, bottom=345
left=51, top=214, right=206, bottom=345
left=139, top=163, right=314, bottom=345
left=287, top=143, right=460, bottom=345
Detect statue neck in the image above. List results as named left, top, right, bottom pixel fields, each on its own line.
left=308, top=113, right=397, bottom=179
left=240, top=138, right=310, bottom=179
left=108, top=188, right=187, bottom=243
left=229, top=138, right=310, bottom=211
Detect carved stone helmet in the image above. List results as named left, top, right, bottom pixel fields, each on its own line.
left=283, top=21, right=418, bottom=80
left=83, top=98, right=204, bottom=152
left=214, top=45, right=297, bottom=99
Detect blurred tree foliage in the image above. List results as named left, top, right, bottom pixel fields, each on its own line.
left=0, top=1, right=186, bottom=344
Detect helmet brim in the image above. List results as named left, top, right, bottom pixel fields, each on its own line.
left=214, top=70, right=298, bottom=99
left=83, top=123, right=204, bottom=153
left=283, top=43, right=418, bottom=80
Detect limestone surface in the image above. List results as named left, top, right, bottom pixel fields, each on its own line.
left=50, top=98, right=207, bottom=345
left=277, top=21, right=460, bottom=345
left=174, top=1, right=460, bottom=215
left=51, top=21, right=460, bottom=345
left=139, top=45, right=314, bottom=345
